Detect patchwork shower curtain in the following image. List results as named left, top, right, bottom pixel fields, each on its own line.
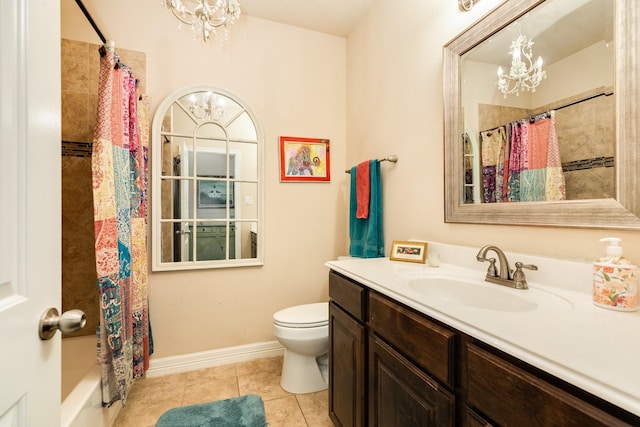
left=481, top=115, right=565, bottom=203
left=92, top=43, right=152, bottom=406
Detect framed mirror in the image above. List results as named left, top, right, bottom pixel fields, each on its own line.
left=444, top=0, right=640, bottom=229
left=151, top=85, right=264, bottom=271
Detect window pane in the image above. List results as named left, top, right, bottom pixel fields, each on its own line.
left=161, top=178, right=194, bottom=220
left=230, top=141, right=257, bottom=181
left=227, top=111, right=257, bottom=141
left=235, top=182, right=258, bottom=220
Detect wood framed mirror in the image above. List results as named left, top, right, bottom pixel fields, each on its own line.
left=444, top=0, right=640, bottom=229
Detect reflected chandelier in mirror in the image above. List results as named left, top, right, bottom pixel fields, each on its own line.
left=151, top=85, right=264, bottom=271
left=444, top=0, right=640, bottom=229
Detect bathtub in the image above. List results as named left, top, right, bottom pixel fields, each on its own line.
left=61, top=336, right=121, bottom=427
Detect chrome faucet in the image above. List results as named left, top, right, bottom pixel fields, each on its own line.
left=476, top=245, right=537, bottom=289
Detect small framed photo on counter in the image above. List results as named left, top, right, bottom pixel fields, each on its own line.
left=390, top=240, right=428, bottom=263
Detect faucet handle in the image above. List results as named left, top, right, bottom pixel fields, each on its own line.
left=514, top=262, right=538, bottom=271
left=480, top=257, right=498, bottom=277
left=512, top=262, right=538, bottom=289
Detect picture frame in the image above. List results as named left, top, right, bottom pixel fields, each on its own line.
left=279, top=136, right=330, bottom=182
left=197, top=179, right=234, bottom=208
left=389, top=240, right=428, bottom=263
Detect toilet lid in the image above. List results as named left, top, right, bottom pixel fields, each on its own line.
left=273, top=302, right=328, bottom=328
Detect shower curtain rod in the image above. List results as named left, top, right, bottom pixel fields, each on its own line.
left=345, top=155, right=398, bottom=173
left=75, top=0, right=106, bottom=44
left=480, top=90, right=613, bottom=134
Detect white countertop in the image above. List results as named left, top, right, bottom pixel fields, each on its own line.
left=325, top=243, right=640, bottom=417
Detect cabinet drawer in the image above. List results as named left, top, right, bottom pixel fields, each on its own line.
left=467, top=343, right=632, bottom=427
left=368, top=292, right=455, bottom=388
left=329, top=271, right=366, bottom=322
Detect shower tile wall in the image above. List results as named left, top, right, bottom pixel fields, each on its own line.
left=61, top=39, right=147, bottom=337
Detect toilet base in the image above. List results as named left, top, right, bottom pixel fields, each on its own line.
left=280, top=350, right=328, bottom=394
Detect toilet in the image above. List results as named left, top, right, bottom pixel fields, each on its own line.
left=273, top=302, right=329, bottom=394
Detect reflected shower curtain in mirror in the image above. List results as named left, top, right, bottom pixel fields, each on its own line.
left=92, top=43, right=153, bottom=406
left=481, top=115, right=565, bottom=203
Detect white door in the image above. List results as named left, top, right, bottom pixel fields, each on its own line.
left=0, top=0, right=62, bottom=426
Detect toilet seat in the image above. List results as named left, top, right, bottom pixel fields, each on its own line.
left=273, top=302, right=328, bottom=328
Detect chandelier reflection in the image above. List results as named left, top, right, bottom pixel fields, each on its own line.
left=188, top=93, right=225, bottom=121
left=497, top=35, right=547, bottom=97
left=164, top=0, right=241, bottom=43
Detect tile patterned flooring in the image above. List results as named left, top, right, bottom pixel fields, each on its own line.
left=113, top=356, right=333, bottom=427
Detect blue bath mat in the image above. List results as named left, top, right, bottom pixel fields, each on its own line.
left=156, top=394, right=267, bottom=427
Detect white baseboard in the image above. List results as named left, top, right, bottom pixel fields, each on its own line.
left=146, top=341, right=285, bottom=378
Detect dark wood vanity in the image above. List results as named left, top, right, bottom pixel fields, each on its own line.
left=328, top=270, right=640, bottom=427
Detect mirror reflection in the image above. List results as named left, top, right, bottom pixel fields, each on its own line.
left=152, top=86, right=263, bottom=271
left=444, top=0, right=640, bottom=229
left=461, top=0, right=614, bottom=204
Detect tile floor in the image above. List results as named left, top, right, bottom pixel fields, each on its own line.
left=113, top=356, right=333, bottom=427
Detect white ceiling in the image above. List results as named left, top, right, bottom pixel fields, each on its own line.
left=238, top=0, right=376, bottom=37
left=465, top=0, right=613, bottom=66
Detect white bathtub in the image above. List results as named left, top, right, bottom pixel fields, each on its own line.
left=61, top=336, right=120, bottom=427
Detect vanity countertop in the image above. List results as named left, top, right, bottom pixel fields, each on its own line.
left=325, top=246, right=640, bottom=417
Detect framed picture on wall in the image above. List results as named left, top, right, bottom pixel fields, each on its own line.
left=279, top=136, right=331, bottom=182
left=197, top=179, right=234, bottom=208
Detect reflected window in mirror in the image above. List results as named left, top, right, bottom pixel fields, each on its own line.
left=151, top=86, right=263, bottom=271
left=444, top=0, right=640, bottom=229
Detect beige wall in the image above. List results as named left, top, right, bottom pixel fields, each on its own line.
left=346, top=0, right=639, bottom=261
left=61, top=0, right=639, bottom=360
left=61, top=0, right=347, bottom=358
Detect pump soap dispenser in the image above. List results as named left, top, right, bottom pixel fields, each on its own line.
left=593, top=237, right=638, bottom=311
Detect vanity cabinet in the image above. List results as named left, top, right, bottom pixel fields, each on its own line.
left=188, top=224, right=235, bottom=261
left=328, top=269, right=640, bottom=427
left=329, top=271, right=455, bottom=427
left=466, top=343, right=632, bottom=427
left=329, top=271, right=366, bottom=427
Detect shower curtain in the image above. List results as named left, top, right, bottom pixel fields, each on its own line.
left=92, top=43, right=152, bottom=406
left=481, top=115, right=565, bottom=203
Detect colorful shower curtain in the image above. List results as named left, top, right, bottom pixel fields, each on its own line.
left=481, top=114, right=565, bottom=203
left=480, top=126, right=509, bottom=203
left=92, top=43, right=152, bottom=407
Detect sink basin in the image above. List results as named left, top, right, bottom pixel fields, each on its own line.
left=405, top=276, right=572, bottom=312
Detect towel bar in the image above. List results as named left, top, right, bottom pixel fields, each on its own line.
left=345, top=155, right=398, bottom=173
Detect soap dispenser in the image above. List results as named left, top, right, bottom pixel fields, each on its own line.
left=593, top=237, right=638, bottom=311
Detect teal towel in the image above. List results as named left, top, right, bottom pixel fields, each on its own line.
left=349, top=160, right=384, bottom=258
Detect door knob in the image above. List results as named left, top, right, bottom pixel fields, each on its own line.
left=38, top=308, right=87, bottom=340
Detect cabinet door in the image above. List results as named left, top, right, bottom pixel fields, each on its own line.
left=329, top=302, right=366, bottom=427
left=369, top=335, right=455, bottom=427
left=467, top=343, right=633, bottom=427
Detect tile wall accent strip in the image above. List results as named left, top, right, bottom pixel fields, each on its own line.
left=562, top=156, right=614, bottom=172
left=62, top=140, right=93, bottom=157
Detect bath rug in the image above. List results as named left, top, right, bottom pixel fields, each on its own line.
left=156, top=394, right=267, bottom=427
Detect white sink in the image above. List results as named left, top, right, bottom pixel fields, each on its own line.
left=404, top=275, right=572, bottom=312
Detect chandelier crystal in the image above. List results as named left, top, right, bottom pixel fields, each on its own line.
left=497, top=35, right=547, bottom=97
left=164, top=0, right=241, bottom=43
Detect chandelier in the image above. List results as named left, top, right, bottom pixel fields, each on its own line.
left=497, top=35, right=547, bottom=97
left=187, top=92, right=225, bottom=121
left=164, top=0, right=241, bottom=43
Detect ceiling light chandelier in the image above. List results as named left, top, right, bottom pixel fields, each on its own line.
left=497, top=35, right=547, bottom=97
left=187, top=92, right=225, bottom=121
left=164, top=0, right=241, bottom=43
